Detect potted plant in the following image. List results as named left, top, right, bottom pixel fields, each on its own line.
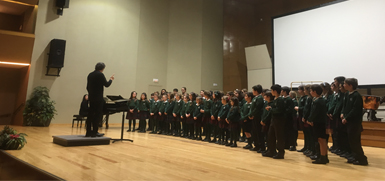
left=0, top=125, right=27, bottom=150
left=23, top=86, right=57, bottom=127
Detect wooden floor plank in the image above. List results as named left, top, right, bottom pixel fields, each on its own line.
left=5, top=124, right=385, bottom=180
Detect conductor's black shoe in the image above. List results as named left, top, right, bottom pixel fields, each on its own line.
left=96, top=133, right=105, bottom=137
left=243, top=144, right=253, bottom=149
left=289, top=146, right=296, bottom=151
left=230, top=143, right=238, bottom=147
left=85, top=132, right=94, bottom=137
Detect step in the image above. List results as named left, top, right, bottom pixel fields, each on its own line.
left=361, top=135, right=385, bottom=148
left=298, top=131, right=385, bottom=148
left=362, top=128, right=385, bottom=137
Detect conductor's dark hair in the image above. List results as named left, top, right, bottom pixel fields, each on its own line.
left=270, top=84, right=282, bottom=94
left=310, top=84, right=323, bottom=96
left=95, top=62, right=105, bottom=71
left=334, top=76, right=346, bottom=84
left=173, top=88, right=178, bottom=92
left=345, top=78, right=358, bottom=90
left=282, top=86, right=290, bottom=95
left=252, top=85, right=263, bottom=94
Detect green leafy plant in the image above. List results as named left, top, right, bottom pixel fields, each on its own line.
left=23, top=86, right=56, bottom=126
left=0, top=126, right=27, bottom=150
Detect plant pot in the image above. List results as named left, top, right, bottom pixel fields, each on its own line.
left=4, top=141, right=19, bottom=150
left=30, top=119, right=52, bottom=127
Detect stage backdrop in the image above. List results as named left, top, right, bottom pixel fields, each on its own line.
left=27, top=0, right=223, bottom=124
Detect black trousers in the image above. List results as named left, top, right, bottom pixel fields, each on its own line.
left=347, top=122, right=367, bottom=162
left=336, top=117, right=350, bottom=152
left=285, top=117, right=296, bottom=147
left=86, top=100, right=104, bottom=134
left=267, top=117, right=286, bottom=153
left=252, top=118, right=264, bottom=149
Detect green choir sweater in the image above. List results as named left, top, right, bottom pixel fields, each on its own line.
left=249, top=95, right=264, bottom=120
left=308, top=97, right=327, bottom=123
left=342, top=91, right=363, bottom=123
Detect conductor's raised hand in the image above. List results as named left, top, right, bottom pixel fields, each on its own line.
left=110, top=74, right=115, bottom=81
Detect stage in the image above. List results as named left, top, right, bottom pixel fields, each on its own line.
left=4, top=124, right=385, bottom=180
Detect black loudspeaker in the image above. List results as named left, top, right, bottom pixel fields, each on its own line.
left=48, top=39, right=66, bottom=68
left=56, top=0, right=70, bottom=8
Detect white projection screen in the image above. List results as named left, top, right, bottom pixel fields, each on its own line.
left=273, top=0, right=385, bottom=87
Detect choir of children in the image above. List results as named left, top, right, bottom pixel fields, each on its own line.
left=125, top=78, right=368, bottom=165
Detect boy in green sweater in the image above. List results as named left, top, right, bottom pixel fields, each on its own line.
left=307, top=84, right=328, bottom=164
left=342, top=78, right=368, bottom=166
left=249, top=85, right=265, bottom=152
left=149, top=94, right=161, bottom=134
left=158, top=95, right=168, bottom=134
left=260, top=91, right=274, bottom=151
left=263, top=84, right=286, bottom=159
left=173, top=93, right=183, bottom=136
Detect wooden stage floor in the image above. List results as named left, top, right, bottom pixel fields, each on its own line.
left=5, top=124, right=385, bottom=180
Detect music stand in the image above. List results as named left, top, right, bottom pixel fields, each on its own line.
left=111, top=111, right=134, bottom=143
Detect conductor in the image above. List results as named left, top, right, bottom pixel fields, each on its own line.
left=86, top=62, right=115, bottom=137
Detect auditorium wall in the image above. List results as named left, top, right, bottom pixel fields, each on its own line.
left=223, top=0, right=335, bottom=92
left=27, top=0, right=223, bottom=124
